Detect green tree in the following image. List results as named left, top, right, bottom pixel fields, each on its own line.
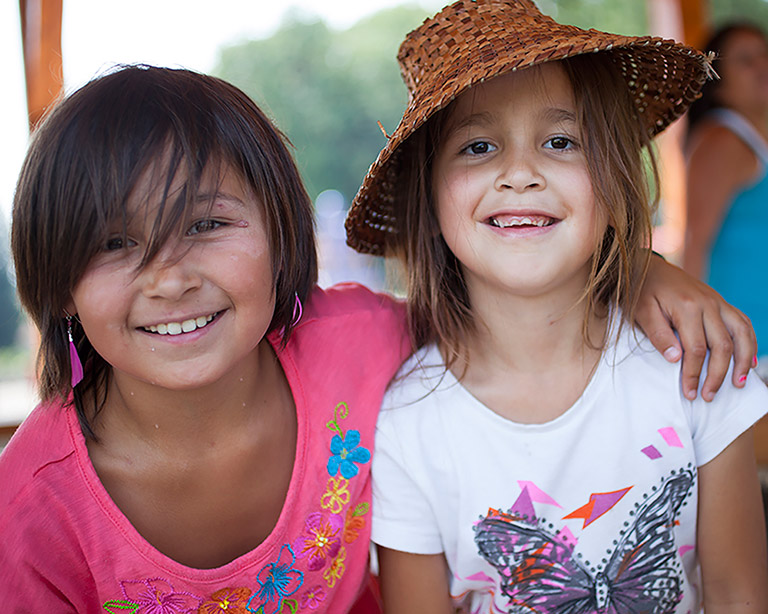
left=710, top=0, right=768, bottom=33
left=539, top=0, right=648, bottom=35
left=215, top=6, right=428, bottom=203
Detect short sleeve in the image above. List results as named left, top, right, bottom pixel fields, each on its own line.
left=371, top=413, right=444, bottom=554
left=688, top=368, right=768, bottom=466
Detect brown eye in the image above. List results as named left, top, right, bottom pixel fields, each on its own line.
left=463, top=141, right=496, bottom=155
left=187, top=219, right=223, bottom=235
left=546, top=136, right=574, bottom=150
left=104, top=236, right=137, bottom=251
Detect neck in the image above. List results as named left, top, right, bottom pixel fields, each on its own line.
left=91, top=338, right=279, bottom=446
left=455, top=276, right=608, bottom=423
left=466, top=273, right=606, bottom=369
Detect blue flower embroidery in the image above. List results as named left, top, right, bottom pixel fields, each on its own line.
left=247, top=545, right=303, bottom=614
left=327, top=430, right=371, bottom=479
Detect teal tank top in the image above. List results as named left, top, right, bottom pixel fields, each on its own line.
left=705, top=109, right=768, bottom=356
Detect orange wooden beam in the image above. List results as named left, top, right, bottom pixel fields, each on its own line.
left=679, top=0, right=710, bottom=48
left=19, top=0, right=63, bottom=130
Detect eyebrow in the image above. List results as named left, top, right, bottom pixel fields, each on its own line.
left=193, top=192, right=248, bottom=210
left=542, top=107, right=578, bottom=124
left=447, top=111, right=496, bottom=134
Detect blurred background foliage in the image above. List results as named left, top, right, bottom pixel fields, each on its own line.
left=214, top=0, right=768, bottom=206
left=216, top=5, right=426, bottom=203
left=3, top=0, right=768, bottom=353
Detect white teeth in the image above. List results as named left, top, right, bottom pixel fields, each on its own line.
left=143, top=313, right=216, bottom=335
left=490, top=216, right=552, bottom=228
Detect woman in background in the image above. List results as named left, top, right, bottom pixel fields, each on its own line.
left=684, top=23, right=768, bottom=374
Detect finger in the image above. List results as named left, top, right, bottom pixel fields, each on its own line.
left=634, top=298, right=682, bottom=363
left=721, top=306, right=756, bottom=387
left=674, top=312, right=709, bottom=401
left=698, top=311, right=734, bottom=402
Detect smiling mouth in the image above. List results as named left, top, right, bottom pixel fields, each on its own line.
left=142, top=312, right=220, bottom=335
left=488, top=215, right=555, bottom=228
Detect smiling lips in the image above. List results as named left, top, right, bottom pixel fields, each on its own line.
left=488, top=214, right=555, bottom=228
left=143, top=312, right=218, bottom=336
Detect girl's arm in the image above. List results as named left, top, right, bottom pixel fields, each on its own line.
left=377, top=546, right=455, bottom=614
left=697, top=429, right=768, bottom=612
left=636, top=255, right=756, bottom=402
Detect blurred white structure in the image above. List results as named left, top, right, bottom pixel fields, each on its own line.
left=315, top=190, right=386, bottom=290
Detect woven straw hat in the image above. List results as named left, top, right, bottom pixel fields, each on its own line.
left=345, top=0, right=711, bottom=254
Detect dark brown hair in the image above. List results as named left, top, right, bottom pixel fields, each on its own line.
left=385, top=53, right=656, bottom=366
left=687, top=22, right=768, bottom=134
left=12, top=65, right=318, bottom=436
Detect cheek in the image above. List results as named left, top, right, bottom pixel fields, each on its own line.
left=70, top=271, right=127, bottom=320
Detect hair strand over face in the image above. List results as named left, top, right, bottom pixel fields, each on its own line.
left=12, top=65, right=318, bottom=436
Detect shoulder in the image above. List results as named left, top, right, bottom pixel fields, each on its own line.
left=304, top=283, right=403, bottom=319
left=688, top=118, right=757, bottom=175
left=294, top=284, right=409, bottom=357
left=377, top=345, right=457, bottom=445
left=607, top=324, right=686, bottom=390
left=0, top=399, right=76, bottom=512
left=610, top=325, right=768, bottom=462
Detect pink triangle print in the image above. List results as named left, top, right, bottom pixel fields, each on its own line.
left=517, top=481, right=562, bottom=508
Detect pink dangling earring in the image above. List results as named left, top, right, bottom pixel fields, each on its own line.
left=66, top=316, right=84, bottom=388
left=291, top=292, right=303, bottom=327
left=279, top=293, right=303, bottom=338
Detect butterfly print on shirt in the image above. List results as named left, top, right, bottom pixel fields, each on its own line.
left=473, top=470, right=694, bottom=613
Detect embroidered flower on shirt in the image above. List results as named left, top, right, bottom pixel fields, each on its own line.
left=343, top=502, right=369, bottom=544
left=198, top=587, right=252, bottom=613
left=322, top=547, right=347, bottom=588
left=326, top=430, right=371, bottom=479
left=293, top=512, right=343, bottom=571
left=320, top=476, right=350, bottom=514
left=104, top=601, right=139, bottom=613
left=247, top=545, right=304, bottom=614
left=325, top=402, right=371, bottom=480
left=299, top=585, right=326, bottom=610
left=115, top=578, right=202, bottom=614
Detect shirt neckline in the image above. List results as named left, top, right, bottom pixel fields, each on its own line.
left=67, top=332, right=307, bottom=581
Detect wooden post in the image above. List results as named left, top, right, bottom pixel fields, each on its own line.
left=679, top=0, right=710, bottom=49
left=19, top=0, right=63, bottom=130
left=647, top=0, right=688, bottom=259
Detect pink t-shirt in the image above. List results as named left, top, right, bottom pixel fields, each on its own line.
left=0, top=284, right=409, bottom=614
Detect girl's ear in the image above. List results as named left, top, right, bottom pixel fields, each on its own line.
left=63, top=298, right=77, bottom=319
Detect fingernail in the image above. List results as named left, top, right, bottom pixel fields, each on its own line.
left=663, top=347, right=681, bottom=361
left=739, top=374, right=748, bottom=384
left=753, top=355, right=759, bottom=368
left=685, top=388, right=697, bottom=401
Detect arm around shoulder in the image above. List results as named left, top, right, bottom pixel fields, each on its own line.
left=697, top=428, right=768, bottom=612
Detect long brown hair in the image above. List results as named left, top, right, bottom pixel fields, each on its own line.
left=12, top=65, right=317, bottom=436
left=386, top=53, right=656, bottom=367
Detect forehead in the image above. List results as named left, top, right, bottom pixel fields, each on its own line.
left=124, top=157, right=253, bottom=218
left=449, top=62, right=576, bottom=120
left=722, top=29, right=768, bottom=56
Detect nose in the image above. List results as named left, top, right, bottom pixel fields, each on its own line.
left=140, top=243, right=202, bottom=301
left=494, top=150, right=546, bottom=193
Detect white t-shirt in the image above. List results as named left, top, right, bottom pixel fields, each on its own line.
left=372, top=326, right=768, bottom=614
